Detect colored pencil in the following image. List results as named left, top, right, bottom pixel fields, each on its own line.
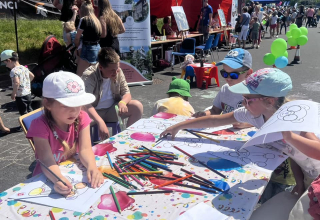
left=118, top=152, right=151, bottom=157
left=158, top=187, right=206, bottom=196
left=181, top=168, right=216, bottom=186
left=110, top=185, right=121, bottom=214
left=117, top=163, right=145, bottom=187
left=120, top=171, right=163, bottom=175
left=108, top=173, right=139, bottom=190
left=183, top=129, right=202, bottom=138
left=188, top=130, right=219, bottom=136
left=124, top=155, right=150, bottom=169
left=122, top=167, right=143, bottom=182
left=113, top=163, right=130, bottom=182
left=146, top=157, right=185, bottom=166
left=49, top=211, right=56, bottom=220
left=102, top=173, right=131, bottom=189
left=141, top=145, right=165, bottom=160
left=127, top=190, right=173, bottom=195
left=37, top=159, right=68, bottom=187
left=172, top=174, right=214, bottom=188
left=173, top=183, right=218, bottom=193
left=106, top=152, right=114, bottom=169
left=173, top=146, right=226, bottom=178
left=143, top=174, right=177, bottom=180
left=154, top=174, right=193, bottom=189
left=141, top=149, right=176, bottom=156
left=155, top=134, right=168, bottom=144
left=194, top=132, right=220, bottom=143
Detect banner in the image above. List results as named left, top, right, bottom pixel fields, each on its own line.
left=109, top=0, right=152, bottom=86
left=230, top=0, right=238, bottom=28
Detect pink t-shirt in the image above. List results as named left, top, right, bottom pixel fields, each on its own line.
left=307, top=9, right=315, bottom=17
left=27, top=110, right=91, bottom=176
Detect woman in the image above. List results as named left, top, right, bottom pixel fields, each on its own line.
left=296, top=6, right=305, bottom=28
left=161, top=17, right=174, bottom=36
left=251, top=5, right=264, bottom=48
left=99, top=0, right=125, bottom=56
left=75, top=0, right=102, bottom=76
left=211, top=12, right=220, bottom=29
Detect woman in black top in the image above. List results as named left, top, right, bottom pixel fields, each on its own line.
left=296, top=6, right=305, bottom=28
left=99, top=0, right=125, bottom=56
left=151, top=15, right=161, bottom=36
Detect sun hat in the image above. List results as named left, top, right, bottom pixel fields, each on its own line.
left=42, top=71, right=96, bottom=107
left=1, top=50, right=17, bottom=62
left=167, top=77, right=191, bottom=97
left=216, top=48, right=252, bottom=69
left=229, top=68, right=292, bottom=97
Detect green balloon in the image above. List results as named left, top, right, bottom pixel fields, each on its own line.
left=283, top=51, right=288, bottom=58
left=263, top=53, right=276, bottom=66
left=297, top=35, right=308, bottom=46
left=300, top=27, right=308, bottom=36
left=290, top=24, right=298, bottom=30
left=286, top=31, right=291, bottom=38
left=287, top=37, right=298, bottom=46
left=271, top=38, right=287, bottom=57
left=291, top=28, right=301, bottom=39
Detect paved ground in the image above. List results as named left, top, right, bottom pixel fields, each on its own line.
left=0, top=27, right=320, bottom=192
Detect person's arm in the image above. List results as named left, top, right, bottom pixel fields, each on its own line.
left=33, top=137, right=73, bottom=195
left=290, top=158, right=305, bottom=196
left=193, top=105, right=222, bottom=118
left=78, top=125, right=104, bottom=188
left=118, top=93, right=131, bottom=115
left=208, top=13, right=213, bottom=29
left=160, top=112, right=238, bottom=139
left=117, top=15, right=125, bottom=34
left=29, top=71, right=34, bottom=82
left=66, top=33, right=72, bottom=46
left=11, top=76, right=19, bottom=100
left=99, top=16, right=107, bottom=38
left=75, top=29, right=83, bottom=47
left=53, top=0, right=62, bottom=10
left=69, top=7, right=78, bottom=23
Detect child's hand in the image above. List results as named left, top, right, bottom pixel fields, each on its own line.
left=282, top=131, right=293, bottom=141
left=11, top=92, right=16, bottom=101
left=87, top=166, right=104, bottom=189
left=97, top=121, right=110, bottom=140
left=291, top=184, right=305, bottom=197
left=53, top=176, right=73, bottom=195
left=160, top=125, right=180, bottom=139
left=192, top=111, right=206, bottom=118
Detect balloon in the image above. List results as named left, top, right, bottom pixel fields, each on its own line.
left=300, top=27, right=308, bottom=36
left=270, top=38, right=287, bottom=57
left=297, top=35, right=308, bottom=46
left=275, top=56, right=288, bottom=68
left=290, top=24, right=298, bottom=30
left=287, top=37, right=298, bottom=46
left=291, top=28, right=301, bottom=39
left=262, top=20, right=266, bottom=25
left=283, top=51, right=288, bottom=58
left=263, top=53, right=276, bottom=66
left=285, top=31, right=291, bottom=38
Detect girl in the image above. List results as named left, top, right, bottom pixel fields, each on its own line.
left=75, top=0, right=102, bottom=77
left=99, top=0, right=125, bottom=56
left=160, top=68, right=320, bottom=193
left=211, top=12, right=220, bottom=29
left=162, top=17, right=174, bottom=36
left=251, top=5, right=263, bottom=48
left=270, top=12, right=278, bottom=38
left=27, top=71, right=104, bottom=196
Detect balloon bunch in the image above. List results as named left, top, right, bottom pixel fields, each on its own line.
left=263, top=38, right=288, bottom=68
left=286, top=24, right=309, bottom=47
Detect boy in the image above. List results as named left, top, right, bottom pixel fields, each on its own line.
left=251, top=17, right=260, bottom=49
left=1, top=50, right=34, bottom=116
left=193, top=48, right=253, bottom=128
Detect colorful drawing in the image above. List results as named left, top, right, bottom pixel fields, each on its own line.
left=92, top=143, right=117, bottom=156
left=97, top=191, right=135, bottom=212
left=130, top=132, right=156, bottom=142
left=127, top=119, right=177, bottom=134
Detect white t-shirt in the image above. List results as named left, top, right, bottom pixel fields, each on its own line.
left=291, top=12, right=297, bottom=19
left=213, top=84, right=244, bottom=114
left=251, top=11, right=264, bottom=22
left=271, top=15, right=278, bottom=25
left=234, top=107, right=320, bottom=180
left=10, top=65, right=31, bottom=97
left=96, top=78, right=114, bottom=109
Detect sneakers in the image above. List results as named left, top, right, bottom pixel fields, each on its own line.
left=276, top=35, right=278, bottom=38
left=256, top=45, right=259, bottom=49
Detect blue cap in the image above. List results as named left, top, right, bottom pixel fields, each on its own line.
left=216, top=48, right=252, bottom=69
left=229, top=68, right=292, bottom=97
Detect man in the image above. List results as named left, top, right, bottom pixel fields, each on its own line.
left=82, top=48, right=143, bottom=140
left=306, top=6, right=315, bottom=27
left=238, top=7, right=251, bottom=49
left=193, top=48, right=253, bottom=129
left=197, top=0, right=213, bottom=44
left=150, top=15, right=161, bottom=36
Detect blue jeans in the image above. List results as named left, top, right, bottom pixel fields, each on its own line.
left=80, top=44, right=101, bottom=64
left=260, top=181, right=294, bottom=204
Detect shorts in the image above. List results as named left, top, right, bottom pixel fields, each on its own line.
left=80, top=43, right=100, bottom=64
left=96, top=102, right=118, bottom=123
left=239, top=25, right=249, bottom=40
left=251, top=31, right=259, bottom=40
left=270, top=24, right=277, bottom=28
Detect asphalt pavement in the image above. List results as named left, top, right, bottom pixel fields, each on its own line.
left=0, top=26, right=320, bottom=192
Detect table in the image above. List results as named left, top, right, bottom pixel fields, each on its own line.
left=189, top=63, right=219, bottom=89
left=0, top=115, right=273, bottom=220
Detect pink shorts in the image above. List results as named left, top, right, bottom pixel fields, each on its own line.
left=270, top=24, right=277, bottom=28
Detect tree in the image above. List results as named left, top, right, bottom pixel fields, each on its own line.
left=125, top=0, right=134, bottom=4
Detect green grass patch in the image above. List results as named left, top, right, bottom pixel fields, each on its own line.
left=0, top=19, right=63, bottom=74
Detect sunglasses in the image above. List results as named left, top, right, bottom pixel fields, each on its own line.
left=243, top=96, right=268, bottom=105
left=220, top=69, right=247, bottom=80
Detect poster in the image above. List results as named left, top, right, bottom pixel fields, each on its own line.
left=171, top=6, right=189, bottom=31
left=217, top=9, right=226, bottom=27
left=230, top=0, right=238, bottom=28
left=110, top=0, right=153, bottom=86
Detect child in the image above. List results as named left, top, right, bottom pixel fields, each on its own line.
left=270, top=12, right=278, bottom=38
left=151, top=77, right=195, bottom=117
left=251, top=17, right=260, bottom=49
left=161, top=68, right=320, bottom=192
left=64, top=21, right=77, bottom=47
left=193, top=48, right=253, bottom=129
left=0, top=116, right=10, bottom=133
left=1, top=50, right=34, bottom=116
left=180, top=54, right=195, bottom=78
left=26, top=71, right=104, bottom=195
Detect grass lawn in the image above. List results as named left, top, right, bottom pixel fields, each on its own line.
left=0, top=19, right=63, bottom=74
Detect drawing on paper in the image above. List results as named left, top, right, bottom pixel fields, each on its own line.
left=135, top=120, right=174, bottom=131
left=223, top=149, right=275, bottom=167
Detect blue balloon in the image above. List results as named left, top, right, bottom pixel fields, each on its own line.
left=275, top=56, right=288, bottom=68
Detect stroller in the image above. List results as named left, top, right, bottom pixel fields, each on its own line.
left=310, top=15, right=318, bottom=27
left=29, top=35, right=77, bottom=97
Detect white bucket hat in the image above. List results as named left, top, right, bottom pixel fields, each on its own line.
left=42, top=71, right=95, bottom=107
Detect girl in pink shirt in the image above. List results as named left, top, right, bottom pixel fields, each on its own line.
left=27, top=71, right=104, bottom=196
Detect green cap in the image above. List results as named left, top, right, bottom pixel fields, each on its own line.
left=1, top=50, right=16, bottom=62
left=167, top=77, right=191, bottom=97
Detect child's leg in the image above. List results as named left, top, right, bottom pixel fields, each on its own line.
left=0, top=116, right=10, bottom=132
left=15, top=96, right=28, bottom=116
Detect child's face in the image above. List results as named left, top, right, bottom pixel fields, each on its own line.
left=242, top=94, right=270, bottom=117
left=45, top=100, right=81, bottom=126
left=99, top=62, right=120, bottom=79
left=3, top=59, right=14, bottom=69
left=222, top=64, right=250, bottom=87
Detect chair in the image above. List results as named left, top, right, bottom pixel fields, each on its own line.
left=184, top=66, right=196, bottom=84
left=171, top=38, right=196, bottom=71
left=210, top=33, right=221, bottom=61
left=195, top=35, right=215, bottom=61
left=202, top=66, right=220, bottom=89
left=19, top=108, right=44, bottom=152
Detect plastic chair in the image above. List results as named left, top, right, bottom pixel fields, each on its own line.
left=171, top=38, right=196, bottom=70
left=202, top=66, right=220, bottom=89
left=184, top=66, right=196, bottom=84
left=19, top=108, right=44, bottom=152
left=210, top=33, right=221, bottom=61
left=195, top=35, right=215, bottom=61
left=90, top=122, right=121, bottom=145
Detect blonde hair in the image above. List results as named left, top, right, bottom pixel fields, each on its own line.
left=80, top=0, right=102, bottom=35
left=64, top=21, right=76, bottom=33
left=100, top=0, right=123, bottom=37
left=43, top=98, right=80, bottom=158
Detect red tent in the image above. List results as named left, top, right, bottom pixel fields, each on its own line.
left=150, top=0, right=233, bottom=29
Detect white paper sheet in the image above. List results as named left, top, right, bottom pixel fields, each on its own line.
left=126, top=118, right=178, bottom=134
left=9, top=174, right=112, bottom=212
left=176, top=202, right=232, bottom=220
left=242, top=100, right=320, bottom=149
